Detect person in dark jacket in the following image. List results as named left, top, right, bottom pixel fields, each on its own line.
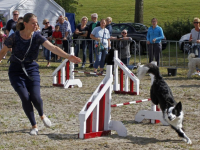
left=106, top=17, right=112, bottom=36
left=41, top=19, right=53, bottom=67
left=5, top=10, right=19, bottom=36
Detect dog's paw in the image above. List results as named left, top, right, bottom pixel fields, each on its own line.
left=187, top=139, right=192, bottom=145
left=183, top=138, right=192, bottom=144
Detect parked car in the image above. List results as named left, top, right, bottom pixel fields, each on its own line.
left=179, top=33, right=191, bottom=53
left=111, top=23, right=168, bottom=55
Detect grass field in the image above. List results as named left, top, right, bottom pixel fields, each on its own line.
left=76, top=0, right=198, bottom=27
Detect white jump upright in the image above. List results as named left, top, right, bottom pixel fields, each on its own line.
left=79, top=65, right=127, bottom=139
left=113, top=50, right=139, bottom=95
left=134, top=61, right=168, bottom=125
left=52, top=47, right=82, bottom=88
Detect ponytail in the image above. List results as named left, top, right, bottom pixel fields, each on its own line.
left=16, top=22, right=25, bottom=31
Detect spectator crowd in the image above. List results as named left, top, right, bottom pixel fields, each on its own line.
left=0, top=10, right=135, bottom=72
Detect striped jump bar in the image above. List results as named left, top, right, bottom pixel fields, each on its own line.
left=73, top=71, right=106, bottom=76
left=111, top=98, right=151, bottom=107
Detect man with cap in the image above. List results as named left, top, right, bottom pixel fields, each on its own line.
left=87, top=13, right=100, bottom=68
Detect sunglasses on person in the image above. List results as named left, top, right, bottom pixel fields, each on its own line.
left=122, top=32, right=127, bottom=34
left=13, top=14, right=19, bottom=16
left=45, top=22, right=49, bottom=24
left=193, top=22, right=199, bottom=24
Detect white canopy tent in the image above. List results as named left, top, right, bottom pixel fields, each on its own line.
left=0, top=0, right=65, bottom=29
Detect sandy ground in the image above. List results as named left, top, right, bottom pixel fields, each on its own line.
left=0, top=66, right=200, bottom=150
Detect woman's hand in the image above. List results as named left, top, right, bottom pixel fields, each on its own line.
left=197, top=39, right=200, bottom=43
left=152, top=38, right=156, bottom=43
left=75, top=29, right=79, bottom=35
left=68, top=55, right=82, bottom=64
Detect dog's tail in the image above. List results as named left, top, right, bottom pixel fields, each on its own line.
left=137, top=63, right=162, bottom=80
left=188, top=53, right=195, bottom=60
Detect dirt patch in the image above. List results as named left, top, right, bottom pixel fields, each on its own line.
left=0, top=67, right=200, bottom=150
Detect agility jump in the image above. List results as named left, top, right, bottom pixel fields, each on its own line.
left=52, top=49, right=139, bottom=95
left=52, top=47, right=82, bottom=88
left=113, top=50, right=139, bottom=95
left=79, top=65, right=127, bottom=139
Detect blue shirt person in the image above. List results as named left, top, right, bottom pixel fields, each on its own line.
left=147, top=18, right=164, bottom=66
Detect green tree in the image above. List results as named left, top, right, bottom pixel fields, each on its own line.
left=54, top=0, right=78, bottom=14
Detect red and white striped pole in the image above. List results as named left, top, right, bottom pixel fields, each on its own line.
left=111, top=98, right=151, bottom=107
left=66, top=61, right=70, bottom=80
left=57, top=69, right=61, bottom=84
left=120, top=68, right=123, bottom=92
left=86, top=102, right=93, bottom=133
left=73, top=71, right=106, bottom=76
left=99, top=84, right=106, bottom=131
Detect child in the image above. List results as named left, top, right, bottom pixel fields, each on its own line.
left=0, top=30, right=7, bottom=62
left=52, top=25, right=62, bottom=62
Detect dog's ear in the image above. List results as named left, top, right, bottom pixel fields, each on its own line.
left=175, top=102, right=182, bottom=112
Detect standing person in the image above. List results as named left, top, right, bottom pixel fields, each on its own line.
left=0, top=30, right=7, bottom=61
left=106, top=17, right=112, bottom=36
left=0, top=13, right=81, bottom=135
left=189, top=17, right=200, bottom=72
left=52, top=25, right=63, bottom=62
left=74, top=16, right=88, bottom=68
left=87, top=13, right=100, bottom=68
left=0, top=20, right=3, bottom=30
left=5, top=10, right=19, bottom=36
left=9, top=17, right=24, bottom=36
left=56, top=16, right=72, bottom=54
left=41, top=19, right=53, bottom=67
left=0, top=30, right=6, bottom=49
left=147, top=18, right=164, bottom=66
left=189, top=17, right=200, bottom=56
left=90, top=19, right=111, bottom=75
left=111, top=30, right=132, bottom=65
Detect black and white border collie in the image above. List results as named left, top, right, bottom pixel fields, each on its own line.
left=137, top=63, right=192, bottom=144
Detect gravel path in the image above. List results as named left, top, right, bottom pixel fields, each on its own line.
left=0, top=67, right=199, bottom=150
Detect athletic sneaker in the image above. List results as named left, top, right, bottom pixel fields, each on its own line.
left=30, top=128, right=38, bottom=135
left=42, top=115, right=51, bottom=128
left=81, top=64, right=85, bottom=68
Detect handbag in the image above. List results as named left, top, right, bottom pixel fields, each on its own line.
left=96, top=29, right=106, bottom=53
